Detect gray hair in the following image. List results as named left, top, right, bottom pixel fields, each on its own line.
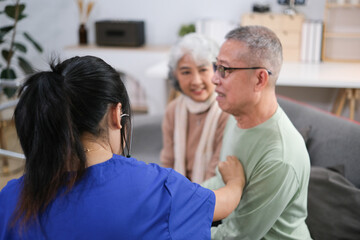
left=225, top=26, right=283, bottom=81
left=168, top=33, right=219, bottom=91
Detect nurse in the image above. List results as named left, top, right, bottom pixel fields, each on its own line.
left=0, top=56, right=245, bottom=239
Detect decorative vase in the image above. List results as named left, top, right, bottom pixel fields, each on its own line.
left=79, top=23, right=88, bottom=45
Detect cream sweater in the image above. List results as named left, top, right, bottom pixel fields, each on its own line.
left=160, top=99, right=229, bottom=182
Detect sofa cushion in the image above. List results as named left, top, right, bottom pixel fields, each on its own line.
left=278, top=96, right=360, bottom=188
left=306, top=166, right=360, bottom=240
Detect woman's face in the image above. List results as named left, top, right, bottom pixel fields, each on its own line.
left=175, top=54, right=215, bottom=102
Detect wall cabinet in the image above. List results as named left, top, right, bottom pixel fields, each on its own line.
left=322, top=1, right=360, bottom=62
left=241, top=13, right=304, bottom=61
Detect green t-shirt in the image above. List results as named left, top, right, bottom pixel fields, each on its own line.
left=203, top=106, right=312, bottom=240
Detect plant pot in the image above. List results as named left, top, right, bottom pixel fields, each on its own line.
left=0, top=94, right=16, bottom=120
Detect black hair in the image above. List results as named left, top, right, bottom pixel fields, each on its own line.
left=12, top=55, right=132, bottom=226
left=168, top=70, right=182, bottom=92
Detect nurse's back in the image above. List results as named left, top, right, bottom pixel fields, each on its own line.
left=1, top=155, right=215, bottom=239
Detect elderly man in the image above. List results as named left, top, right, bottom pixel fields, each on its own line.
left=203, top=26, right=312, bottom=239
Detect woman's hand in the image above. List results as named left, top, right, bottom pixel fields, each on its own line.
left=218, top=155, right=245, bottom=189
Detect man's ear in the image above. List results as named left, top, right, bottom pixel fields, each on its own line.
left=111, top=103, right=122, bottom=129
left=254, top=69, right=269, bottom=92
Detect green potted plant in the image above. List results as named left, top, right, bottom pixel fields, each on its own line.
left=0, top=0, right=43, bottom=174
left=178, top=23, right=196, bottom=37
left=0, top=0, right=43, bottom=98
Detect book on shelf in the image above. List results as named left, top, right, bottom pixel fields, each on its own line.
left=301, top=20, right=323, bottom=63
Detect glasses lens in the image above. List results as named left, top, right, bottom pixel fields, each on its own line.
left=213, top=63, right=226, bottom=78
left=218, top=65, right=225, bottom=78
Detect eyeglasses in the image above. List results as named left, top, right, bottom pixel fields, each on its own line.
left=213, top=63, right=272, bottom=78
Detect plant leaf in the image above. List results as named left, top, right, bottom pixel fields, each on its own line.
left=0, top=26, right=13, bottom=32
left=5, top=4, right=26, bottom=19
left=18, top=56, right=34, bottom=74
left=178, top=24, right=196, bottom=37
left=23, top=32, right=43, bottom=53
left=0, top=68, right=16, bottom=79
left=0, top=26, right=14, bottom=40
left=17, top=14, right=27, bottom=21
left=14, top=42, right=27, bottom=53
left=1, top=49, right=14, bottom=63
left=3, top=88, right=17, bottom=98
left=0, top=68, right=17, bottom=98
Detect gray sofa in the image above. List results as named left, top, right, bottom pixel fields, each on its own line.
left=277, top=96, right=360, bottom=240
left=277, top=96, right=360, bottom=188
left=131, top=95, right=360, bottom=240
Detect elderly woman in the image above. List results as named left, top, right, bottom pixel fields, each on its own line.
left=160, top=33, right=229, bottom=183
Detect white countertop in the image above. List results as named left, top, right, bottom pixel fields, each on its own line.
left=278, top=62, right=360, bottom=88
left=147, top=60, right=360, bottom=89
left=64, top=45, right=360, bottom=89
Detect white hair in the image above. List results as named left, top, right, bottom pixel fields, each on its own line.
left=168, top=33, right=219, bottom=91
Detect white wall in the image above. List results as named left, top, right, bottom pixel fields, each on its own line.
left=6, top=0, right=346, bottom=117
left=0, top=0, right=327, bottom=70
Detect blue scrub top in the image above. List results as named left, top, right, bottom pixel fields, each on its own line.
left=0, top=154, right=215, bottom=240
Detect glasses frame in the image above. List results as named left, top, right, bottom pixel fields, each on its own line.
left=213, top=63, right=272, bottom=78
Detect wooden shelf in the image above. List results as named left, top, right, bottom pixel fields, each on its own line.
left=324, top=32, right=360, bottom=38
left=326, top=3, right=360, bottom=8
left=241, top=13, right=304, bottom=61
left=322, top=1, right=360, bottom=62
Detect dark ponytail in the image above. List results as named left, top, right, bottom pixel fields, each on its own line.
left=12, top=56, right=132, bottom=227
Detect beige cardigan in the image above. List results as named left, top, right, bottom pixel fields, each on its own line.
left=160, top=99, right=229, bottom=182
